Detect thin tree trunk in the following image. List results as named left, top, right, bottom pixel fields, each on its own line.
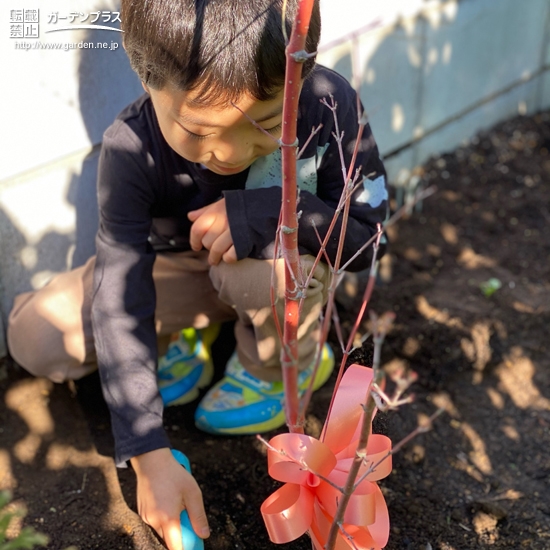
left=280, top=0, right=315, bottom=433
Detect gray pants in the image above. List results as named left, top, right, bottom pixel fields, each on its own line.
left=7, top=251, right=329, bottom=383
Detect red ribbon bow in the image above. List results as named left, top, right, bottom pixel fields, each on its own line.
left=261, top=364, right=392, bottom=549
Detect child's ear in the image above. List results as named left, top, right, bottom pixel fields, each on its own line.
left=141, top=81, right=150, bottom=94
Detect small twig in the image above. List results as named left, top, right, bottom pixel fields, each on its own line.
left=335, top=168, right=364, bottom=213
left=230, top=101, right=280, bottom=144
left=270, top=220, right=285, bottom=346
left=256, top=435, right=343, bottom=493
left=297, top=124, right=323, bottom=160
left=310, top=221, right=332, bottom=268
left=299, top=95, right=371, bottom=420
left=257, top=434, right=288, bottom=457
left=390, top=408, right=444, bottom=455
left=348, top=168, right=367, bottom=197
left=384, top=186, right=437, bottom=231
left=320, top=95, right=348, bottom=186
left=331, top=302, right=345, bottom=352
left=281, top=0, right=289, bottom=44
left=371, top=385, right=414, bottom=411
left=339, top=523, right=361, bottom=550
left=291, top=49, right=317, bottom=62
left=324, top=307, right=394, bottom=550
left=371, top=367, right=419, bottom=411
left=338, top=185, right=436, bottom=274
left=338, top=228, right=381, bottom=274
left=278, top=230, right=302, bottom=299
left=352, top=408, right=444, bottom=491
left=293, top=137, right=370, bottom=318
left=350, top=330, right=372, bottom=355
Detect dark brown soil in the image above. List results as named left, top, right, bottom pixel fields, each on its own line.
left=1, top=110, right=549, bottom=549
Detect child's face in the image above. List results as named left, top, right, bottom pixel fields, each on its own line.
left=146, top=83, right=285, bottom=175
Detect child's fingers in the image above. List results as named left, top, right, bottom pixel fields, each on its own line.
left=185, top=492, right=210, bottom=540
left=222, top=245, right=237, bottom=264
left=162, top=519, right=184, bottom=550
left=187, top=206, right=207, bottom=221
left=208, top=230, right=234, bottom=265
left=189, top=214, right=215, bottom=251
left=189, top=199, right=230, bottom=252
left=198, top=217, right=231, bottom=253
left=188, top=198, right=226, bottom=222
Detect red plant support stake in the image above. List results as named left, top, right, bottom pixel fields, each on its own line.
left=280, top=0, right=315, bottom=434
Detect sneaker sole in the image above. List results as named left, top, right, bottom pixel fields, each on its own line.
left=195, top=410, right=286, bottom=435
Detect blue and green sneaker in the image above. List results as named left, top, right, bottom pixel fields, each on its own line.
left=157, top=324, right=220, bottom=406
left=194, top=343, right=335, bottom=435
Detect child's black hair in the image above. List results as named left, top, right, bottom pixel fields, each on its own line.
left=121, top=0, right=321, bottom=105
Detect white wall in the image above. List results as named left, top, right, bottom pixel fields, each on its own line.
left=0, top=1, right=143, bottom=357
left=1, top=0, right=549, bottom=357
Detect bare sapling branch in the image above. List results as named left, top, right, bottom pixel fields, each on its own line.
left=296, top=96, right=370, bottom=423
left=351, top=407, right=444, bottom=493
left=371, top=367, right=419, bottom=411
left=295, top=94, right=368, bottom=303
left=317, top=228, right=383, bottom=429
left=300, top=184, right=437, bottom=422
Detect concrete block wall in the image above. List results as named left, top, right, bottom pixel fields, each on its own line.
left=316, top=0, right=550, bottom=182
left=1, top=0, right=549, bottom=357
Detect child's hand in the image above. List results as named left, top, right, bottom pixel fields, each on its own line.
left=130, top=448, right=210, bottom=550
left=188, top=199, right=237, bottom=265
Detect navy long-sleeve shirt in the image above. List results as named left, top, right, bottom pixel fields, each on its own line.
left=91, top=65, right=388, bottom=465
